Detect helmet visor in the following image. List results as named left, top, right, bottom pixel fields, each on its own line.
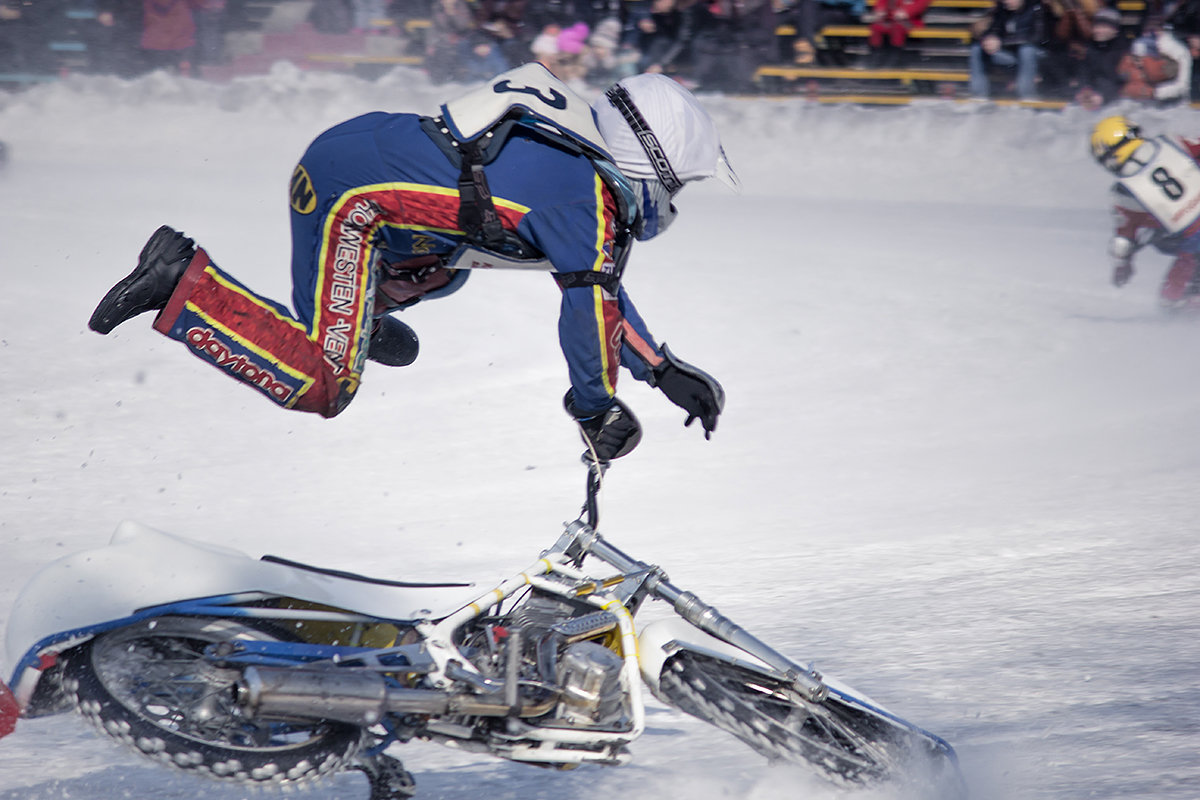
left=1109, top=139, right=1158, bottom=177
left=713, top=146, right=742, bottom=194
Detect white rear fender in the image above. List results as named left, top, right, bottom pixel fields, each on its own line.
left=4, top=521, right=481, bottom=685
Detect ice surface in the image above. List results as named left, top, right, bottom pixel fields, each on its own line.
left=1, top=65, right=1199, bottom=799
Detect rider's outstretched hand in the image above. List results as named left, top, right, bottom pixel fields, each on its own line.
left=564, top=391, right=642, bottom=463
left=652, top=344, right=724, bottom=439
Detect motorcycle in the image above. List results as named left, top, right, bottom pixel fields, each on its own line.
left=1, top=462, right=966, bottom=799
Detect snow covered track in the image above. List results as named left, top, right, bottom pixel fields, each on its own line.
left=3, top=68, right=1200, bottom=799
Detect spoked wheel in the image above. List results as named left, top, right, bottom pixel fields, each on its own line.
left=658, top=652, right=959, bottom=792
left=64, top=616, right=362, bottom=787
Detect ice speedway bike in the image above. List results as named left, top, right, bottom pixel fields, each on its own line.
left=1, top=459, right=967, bottom=799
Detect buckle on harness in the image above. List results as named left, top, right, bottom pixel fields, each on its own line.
left=552, top=271, right=621, bottom=295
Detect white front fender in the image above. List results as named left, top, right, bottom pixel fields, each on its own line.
left=637, top=618, right=891, bottom=714
left=636, top=617, right=776, bottom=696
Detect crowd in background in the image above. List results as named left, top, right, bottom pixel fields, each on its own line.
left=962, top=0, right=1200, bottom=103
left=416, top=0, right=776, bottom=91
left=0, top=0, right=232, bottom=77
left=3, top=0, right=1200, bottom=103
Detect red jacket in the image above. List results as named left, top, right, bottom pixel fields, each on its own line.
left=142, top=0, right=203, bottom=51
left=870, top=0, right=932, bottom=26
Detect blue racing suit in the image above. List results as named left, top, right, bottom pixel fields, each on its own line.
left=155, top=110, right=665, bottom=417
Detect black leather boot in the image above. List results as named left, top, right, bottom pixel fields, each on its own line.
left=367, top=315, right=420, bottom=367
left=89, top=225, right=196, bottom=334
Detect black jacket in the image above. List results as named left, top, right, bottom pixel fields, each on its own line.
left=1078, top=35, right=1131, bottom=102
left=982, top=0, right=1049, bottom=47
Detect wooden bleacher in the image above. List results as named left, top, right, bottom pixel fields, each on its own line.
left=755, top=0, right=1146, bottom=102
left=200, top=1, right=429, bottom=81
left=3, top=0, right=1151, bottom=107
left=0, top=0, right=431, bottom=86
left=755, top=65, right=967, bottom=97
left=303, top=16, right=431, bottom=78
left=819, top=25, right=972, bottom=43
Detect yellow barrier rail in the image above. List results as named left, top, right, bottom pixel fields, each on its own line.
left=755, top=65, right=969, bottom=82
left=820, top=25, right=973, bottom=42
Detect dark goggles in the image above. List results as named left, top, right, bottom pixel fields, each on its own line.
left=1096, top=124, right=1142, bottom=169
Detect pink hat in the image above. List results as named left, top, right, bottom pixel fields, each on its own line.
left=557, top=22, right=590, bottom=54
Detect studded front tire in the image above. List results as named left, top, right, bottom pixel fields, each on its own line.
left=64, top=617, right=362, bottom=787
left=657, top=652, right=964, bottom=797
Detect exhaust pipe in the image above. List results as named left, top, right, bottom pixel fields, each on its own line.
left=237, top=666, right=555, bottom=726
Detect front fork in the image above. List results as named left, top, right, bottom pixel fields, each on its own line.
left=555, top=519, right=829, bottom=703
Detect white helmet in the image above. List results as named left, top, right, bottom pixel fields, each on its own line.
left=592, top=74, right=739, bottom=239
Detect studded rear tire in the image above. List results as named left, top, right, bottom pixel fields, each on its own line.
left=64, top=616, right=362, bottom=787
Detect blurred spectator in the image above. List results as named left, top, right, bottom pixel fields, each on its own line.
left=427, top=0, right=501, bottom=83
left=636, top=0, right=696, bottom=74
left=968, top=0, right=1048, bottom=100
left=351, top=0, right=388, bottom=33
left=559, top=19, right=590, bottom=50
left=0, top=0, right=55, bottom=74
left=582, top=15, right=640, bottom=82
left=310, top=0, right=353, bottom=33
left=589, top=13, right=622, bottom=51
left=1187, top=32, right=1200, bottom=97
left=773, top=0, right=865, bottom=66
left=1039, top=0, right=1096, bottom=97
left=529, top=0, right=621, bottom=29
left=581, top=0, right=623, bottom=28
left=1168, top=0, right=1200, bottom=97
left=863, top=0, right=933, bottom=66
left=193, top=0, right=226, bottom=64
left=1118, top=14, right=1191, bottom=103
left=476, top=0, right=529, bottom=66
left=554, top=19, right=589, bottom=80
left=88, top=0, right=143, bottom=77
left=1074, top=6, right=1129, bottom=107
left=1166, top=0, right=1200, bottom=35
left=532, top=19, right=594, bottom=80
left=141, top=0, right=204, bottom=73
left=621, top=0, right=652, bottom=44
left=689, top=0, right=776, bottom=92
left=0, top=2, right=23, bottom=72
left=530, top=20, right=562, bottom=68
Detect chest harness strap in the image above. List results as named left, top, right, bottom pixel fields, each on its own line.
left=456, top=138, right=507, bottom=250
left=426, top=115, right=631, bottom=296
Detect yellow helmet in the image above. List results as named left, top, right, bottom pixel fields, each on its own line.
left=1090, top=116, right=1144, bottom=172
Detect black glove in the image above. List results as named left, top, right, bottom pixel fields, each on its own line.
left=1112, top=261, right=1134, bottom=288
left=564, top=390, right=642, bottom=463
left=652, top=344, right=724, bottom=439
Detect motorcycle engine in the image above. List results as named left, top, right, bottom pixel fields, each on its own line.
left=508, top=595, right=628, bottom=729
left=555, top=641, right=625, bottom=727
